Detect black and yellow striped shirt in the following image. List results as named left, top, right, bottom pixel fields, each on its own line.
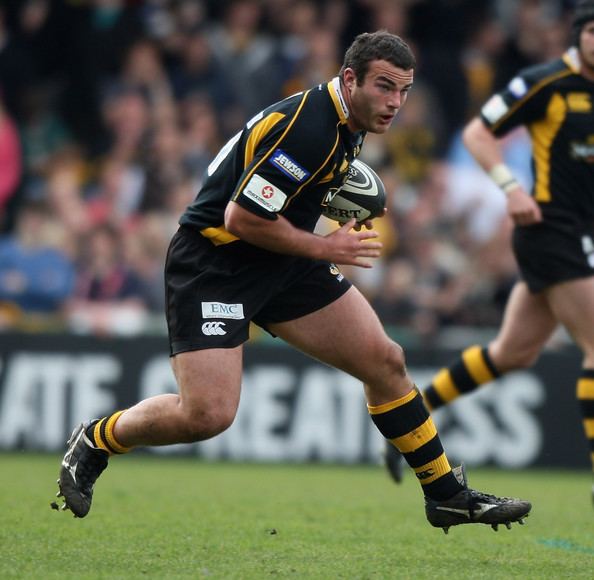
left=480, top=48, right=594, bottom=221
left=180, top=77, right=364, bottom=245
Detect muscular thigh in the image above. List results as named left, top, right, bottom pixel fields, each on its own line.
left=546, top=277, right=594, bottom=360
left=490, top=282, right=557, bottom=368
left=171, top=346, right=243, bottom=414
left=268, top=286, right=393, bottom=382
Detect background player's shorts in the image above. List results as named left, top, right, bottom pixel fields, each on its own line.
left=165, top=225, right=352, bottom=355
left=512, top=219, right=594, bottom=293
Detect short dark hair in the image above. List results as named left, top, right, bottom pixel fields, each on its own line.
left=572, top=0, right=594, bottom=46
left=339, top=31, right=416, bottom=85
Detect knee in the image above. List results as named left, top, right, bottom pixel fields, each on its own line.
left=181, top=404, right=236, bottom=442
left=490, top=343, right=539, bottom=372
left=368, top=340, right=407, bottom=381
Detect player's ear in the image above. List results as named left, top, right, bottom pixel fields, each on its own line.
left=342, top=68, right=356, bottom=90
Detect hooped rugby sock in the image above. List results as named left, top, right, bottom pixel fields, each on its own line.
left=369, top=388, right=463, bottom=500
left=423, top=345, right=500, bottom=411
left=86, top=411, right=132, bottom=455
left=577, top=370, right=594, bottom=473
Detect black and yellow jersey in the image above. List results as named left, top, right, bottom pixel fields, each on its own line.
left=480, top=48, right=594, bottom=221
left=179, top=77, right=364, bottom=245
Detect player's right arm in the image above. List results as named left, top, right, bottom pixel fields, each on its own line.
left=463, top=117, right=542, bottom=227
left=224, top=202, right=382, bottom=268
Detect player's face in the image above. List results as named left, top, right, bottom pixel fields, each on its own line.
left=343, top=60, right=414, bottom=134
left=579, top=21, right=594, bottom=78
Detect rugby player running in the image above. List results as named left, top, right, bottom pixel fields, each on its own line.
left=55, top=31, right=530, bottom=533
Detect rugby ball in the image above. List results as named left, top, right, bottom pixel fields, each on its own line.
left=321, top=159, right=386, bottom=224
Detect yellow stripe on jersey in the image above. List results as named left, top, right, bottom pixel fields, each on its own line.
left=200, top=226, right=239, bottom=246
left=584, top=418, right=594, bottom=439
left=244, top=112, right=285, bottom=168
left=462, top=345, right=496, bottom=384
left=530, top=92, right=567, bottom=203
left=390, top=417, right=437, bottom=453
left=577, top=377, right=594, bottom=398
left=491, top=69, right=572, bottom=133
left=432, top=368, right=459, bottom=403
left=233, top=91, right=310, bottom=202
left=367, top=388, right=417, bottom=415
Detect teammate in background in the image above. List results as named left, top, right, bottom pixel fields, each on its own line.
left=55, top=31, right=530, bottom=533
left=385, top=1, right=594, bottom=502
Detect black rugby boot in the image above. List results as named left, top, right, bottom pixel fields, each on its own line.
left=425, top=465, right=532, bottom=534
left=54, top=421, right=109, bottom=518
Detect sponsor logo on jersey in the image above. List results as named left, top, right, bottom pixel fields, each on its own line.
left=201, top=321, right=227, bottom=336
left=481, top=94, right=509, bottom=123
left=242, top=174, right=287, bottom=212
left=201, top=302, right=244, bottom=320
left=508, top=76, right=527, bottom=97
left=570, top=141, right=594, bottom=162
left=566, top=92, right=591, bottom=112
left=269, top=149, right=310, bottom=182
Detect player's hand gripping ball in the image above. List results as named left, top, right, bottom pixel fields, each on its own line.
left=321, top=159, right=386, bottom=224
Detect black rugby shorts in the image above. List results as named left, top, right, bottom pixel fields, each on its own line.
left=512, top=220, right=594, bottom=293
left=165, top=225, right=352, bottom=355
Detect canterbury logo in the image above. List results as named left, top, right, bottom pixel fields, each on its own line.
left=415, top=469, right=435, bottom=480
left=201, top=321, right=227, bottom=336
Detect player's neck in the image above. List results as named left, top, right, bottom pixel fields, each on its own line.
left=580, top=61, right=594, bottom=81
left=338, top=80, right=360, bottom=133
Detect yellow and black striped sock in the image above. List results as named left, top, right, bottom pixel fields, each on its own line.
left=369, top=389, right=463, bottom=500
left=424, top=345, right=500, bottom=411
left=577, top=370, right=594, bottom=474
left=86, top=411, right=132, bottom=455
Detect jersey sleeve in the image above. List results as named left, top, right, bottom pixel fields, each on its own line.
left=479, top=66, right=552, bottom=137
left=232, top=95, right=335, bottom=220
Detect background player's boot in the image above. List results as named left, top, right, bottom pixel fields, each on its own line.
left=55, top=421, right=109, bottom=517
left=425, top=465, right=531, bottom=534
left=384, top=441, right=405, bottom=484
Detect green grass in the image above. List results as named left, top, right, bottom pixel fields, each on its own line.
left=1, top=453, right=593, bottom=579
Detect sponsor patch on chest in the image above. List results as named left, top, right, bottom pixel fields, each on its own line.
left=269, top=149, right=310, bottom=182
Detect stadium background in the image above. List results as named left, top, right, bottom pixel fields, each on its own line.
left=0, top=0, right=587, bottom=468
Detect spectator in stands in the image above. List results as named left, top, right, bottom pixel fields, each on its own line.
left=206, top=0, right=286, bottom=116
left=99, top=84, right=151, bottom=164
left=119, top=38, right=174, bottom=111
left=0, top=94, right=22, bottom=232
left=19, top=83, right=72, bottom=201
left=0, top=200, right=74, bottom=328
left=66, top=223, right=147, bottom=336
left=85, top=156, right=145, bottom=229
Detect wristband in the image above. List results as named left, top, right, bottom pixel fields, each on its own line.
left=489, top=163, right=520, bottom=194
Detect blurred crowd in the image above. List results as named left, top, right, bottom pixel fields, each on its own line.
left=0, top=0, right=576, bottom=343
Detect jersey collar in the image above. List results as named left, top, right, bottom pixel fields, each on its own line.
left=328, top=77, right=349, bottom=124
left=563, top=47, right=582, bottom=73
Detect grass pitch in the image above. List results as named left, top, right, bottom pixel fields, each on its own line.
left=1, top=453, right=593, bottom=579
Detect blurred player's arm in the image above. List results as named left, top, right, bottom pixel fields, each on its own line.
left=463, top=117, right=542, bottom=226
